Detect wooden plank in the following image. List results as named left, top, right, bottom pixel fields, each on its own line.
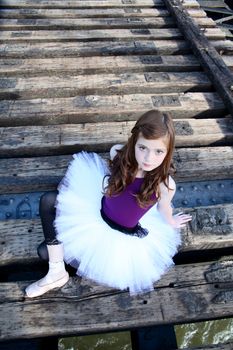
left=181, top=204, right=233, bottom=252
left=0, top=28, right=225, bottom=43
left=0, top=17, right=216, bottom=30
left=0, top=117, right=232, bottom=155
left=0, top=28, right=185, bottom=42
left=0, top=40, right=193, bottom=58
left=1, top=203, right=233, bottom=266
left=0, top=146, right=232, bottom=193
left=0, top=145, right=232, bottom=193
left=0, top=8, right=208, bottom=19
left=0, top=93, right=226, bottom=127
left=0, top=55, right=202, bottom=76
left=0, top=258, right=233, bottom=340
left=164, top=0, right=233, bottom=117
left=0, top=17, right=180, bottom=30
left=0, top=0, right=199, bottom=9
left=173, top=145, right=233, bottom=182
left=0, top=39, right=232, bottom=59
left=17, top=53, right=225, bottom=75
left=0, top=72, right=212, bottom=100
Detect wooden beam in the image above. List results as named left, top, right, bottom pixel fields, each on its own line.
left=0, top=117, right=232, bottom=157
left=0, top=0, right=199, bottom=9
left=1, top=258, right=233, bottom=340
left=0, top=202, right=233, bottom=266
left=0, top=8, right=208, bottom=19
left=0, top=17, right=215, bottom=30
left=1, top=39, right=233, bottom=59
left=0, top=55, right=202, bottom=76
left=0, top=72, right=212, bottom=100
left=0, top=28, right=226, bottom=43
left=163, top=0, right=233, bottom=116
left=0, top=93, right=226, bottom=128
left=0, top=145, right=232, bottom=193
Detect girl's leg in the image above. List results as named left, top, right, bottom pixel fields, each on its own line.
left=37, top=191, right=60, bottom=260
left=25, top=191, right=69, bottom=298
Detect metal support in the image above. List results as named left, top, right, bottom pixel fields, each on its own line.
left=131, top=325, right=177, bottom=350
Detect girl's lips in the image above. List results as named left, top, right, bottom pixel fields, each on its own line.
left=143, top=163, right=151, bottom=167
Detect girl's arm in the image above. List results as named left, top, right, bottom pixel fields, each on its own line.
left=110, top=144, right=124, bottom=161
left=157, top=177, right=192, bottom=229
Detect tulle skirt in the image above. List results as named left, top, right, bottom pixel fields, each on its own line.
left=54, top=152, right=181, bottom=294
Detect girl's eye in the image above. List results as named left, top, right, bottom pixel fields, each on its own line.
left=155, top=150, right=164, bottom=155
left=139, top=146, right=146, bottom=150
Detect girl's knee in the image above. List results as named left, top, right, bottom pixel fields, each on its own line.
left=39, top=191, right=58, bottom=214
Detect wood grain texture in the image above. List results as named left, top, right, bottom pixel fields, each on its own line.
left=1, top=203, right=233, bottom=266
left=0, top=17, right=215, bottom=30
left=1, top=258, right=233, bottom=340
left=0, top=28, right=226, bottom=43
left=164, top=0, right=233, bottom=116
left=0, top=93, right=226, bottom=128
left=0, top=72, right=212, bottom=99
left=0, top=0, right=200, bottom=9
left=0, top=39, right=232, bottom=59
left=1, top=118, right=233, bottom=157
left=0, top=145, right=232, bottom=193
left=0, top=8, right=209, bottom=19
left=0, top=55, right=202, bottom=76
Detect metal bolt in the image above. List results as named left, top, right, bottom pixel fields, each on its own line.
left=6, top=212, right=12, bottom=218
left=206, top=185, right=211, bottom=190
left=192, top=186, right=198, bottom=191
left=182, top=200, right=188, bottom=205
left=179, top=186, right=184, bottom=192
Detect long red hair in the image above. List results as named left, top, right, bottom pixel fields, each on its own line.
left=104, top=110, right=175, bottom=207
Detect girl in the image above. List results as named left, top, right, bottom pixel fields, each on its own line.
left=26, top=110, right=191, bottom=297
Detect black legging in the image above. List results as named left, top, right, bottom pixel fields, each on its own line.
left=37, top=191, right=60, bottom=260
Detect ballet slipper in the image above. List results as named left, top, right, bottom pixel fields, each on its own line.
left=25, top=244, right=69, bottom=298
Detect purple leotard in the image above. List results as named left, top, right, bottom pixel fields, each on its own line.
left=102, top=177, right=157, bottom=228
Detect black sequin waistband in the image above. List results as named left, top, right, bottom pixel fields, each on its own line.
left=100, top=206, right=149, bottom=239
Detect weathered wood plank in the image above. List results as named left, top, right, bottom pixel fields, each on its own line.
left=0, top=28, right=225, bottom=43
left=0, top=55, right=202, bottom=76
left=0, top=93, right=226, bottom=127
left=181, top=204, right=233, bottom=252
left=164, top=0, right=233, bottom=118
left=0, top=72, right=212, bottom=99
left=1, top=204, right=233, bottom=266
left=0, top=40, right=192, bottom=58
left=0, top=258, right=233, bottom=340
left=0, top=28, right=185, bottom=42
left=0, top=17, right=215, bottom=30
left=0, top=8, right=208, bottom=19
left=0, top=146, right=232, bottom=193
left=0, top=39, right=232, bottom=59
left=173, top=145, right=233, bottom=182
left=0, top=0, right=199, bottom=9
left=1, top=54, right=232, bottom=77
left=4, top=118, right=233, bottom=156
left=0, top=146, right=232, bottom=194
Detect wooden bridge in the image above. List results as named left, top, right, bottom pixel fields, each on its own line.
left=0, top=0, right=233, bottom=349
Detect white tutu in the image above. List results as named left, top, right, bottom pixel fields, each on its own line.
left=55, top=152, right=181, bottom=295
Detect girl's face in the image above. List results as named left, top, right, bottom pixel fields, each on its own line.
left=134, top=134, right=168, bottom=177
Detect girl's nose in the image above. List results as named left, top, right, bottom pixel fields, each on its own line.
left=145, top=151, right=152, bottom=162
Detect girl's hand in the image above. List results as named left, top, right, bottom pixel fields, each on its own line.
left=172, top=212, right=192, bottom=229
